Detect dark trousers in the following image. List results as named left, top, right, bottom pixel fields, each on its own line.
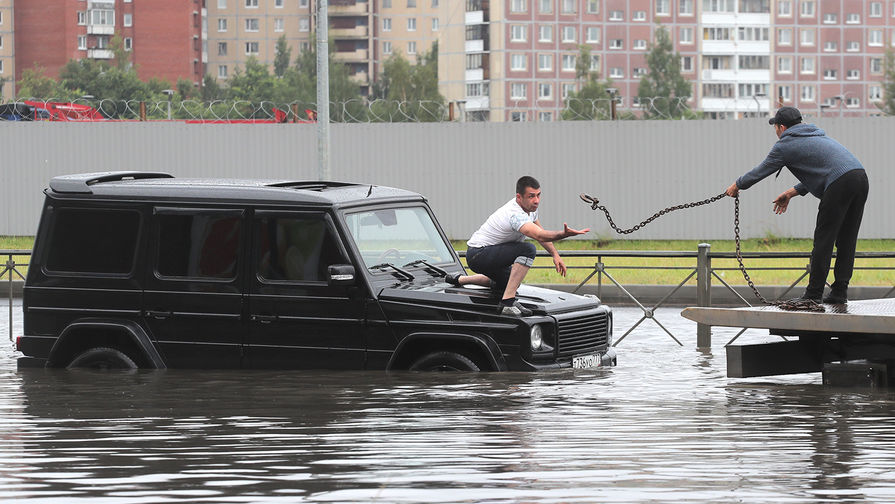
left=806, top=169, right=869, bottom=297
left=467, top=241, right=537, bottom=295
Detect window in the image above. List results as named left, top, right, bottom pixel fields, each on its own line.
left=300, top=18, right=310, bottom=31
left=511, top=53, right=526, bottom=70
left=432, top=18, right=438, bottom=31
left=587, top=0, right=599, bottom=14
left=561, top=0, right=575, bottom=14
left=800, top=1, right=814, bottom=17
left=432, top=0, right=439, bottom=6
left=609, top=67, right=623, bottom=78
left=123, top=13, right=132, bottom=27
left=823, top=69, right=837, bottom=80
left=778, top=56, right=792, bottom=73
left=407, top=41, right=416, bottom=54
left=511, top=83, right=527, bottom=99
left=156, top=212, right=242, bottom=280
left=800, top=85, right=815, bottom=102
left=539, top=0, right=552, bottom=13
left=47, top=209, right=140, bottom=275
left=703, top=83, right=733, bottom=97
left=800, top=28, right=814, bottom=46
left=778, top=28, right=792, bottom=45
left=562, top=26, right=576, bottom=42
left=562, top=54, right=576, bottom=71
left=800, top=56, right=815, bottom=73
left=538, top=53, right=552, bottom=71
left=704, top=27, right=731, bottom=41
left=680, top=0, right=693, bottom=15
left=681, top=56, right=693, bottom=71
left=704, top=0, right=734, bottom=13
left=511, top=25, right=526, bottom=42
left=609, top=10, right=623, bottom=20
left=245, top=41, right=259, bottom=55
left=383, top=41, right=392, bottom=54
left=633, top=10, right=646, bottom=21
left=845, top=13, right=860, bottom=23
left=845, top=97, right=859, bottom=108
left=274, top=18, right=284, bottom=31
left=275, top=0, right=283, bottom=6
left=407, top=18, right=416, bottom=31
left=90, top=9, right=115, bottom=26
left=383, top=18, right=391, bottom=31
left=586, top=27, right=600, bottom=42
left=823, top=13, right=836, bottom=23
left=218, top=42, right=228, bottom=56
left=255, top=216, right=343, bottom=283
left=538, top=83, right=552, bottom=100
left=539, top=112, right=553, bottom=122
left=633, top=67, right=646, bottom=77
left=777, top=85, right=791, bottom=102
left=823, top=41, right=837, bottom=52
left=846, top=69, right=859, bottom=80
left=609, top=39, right=623, bottom=49
left=246, top=0, right=258, bottom=7
left=466, top=82, right=488, bottom=96
left=218, top=18, right=227, bottom=32
left=466, top=53, right=482, bottom=69
left=870, top=58, right=882, bottom=74
left=539, top=25, right=553, bottom=42
left=511, top=111, right=528, bottom=121
left=78, top=35, right=87, bottom=50
left=562, top=83, right=575, bottom=98
left=846, top=41, right=859, bottom=52
left=78, top=11, right=87, bottom=25
left=382, top=0, right=391, bottom=6
left=633, top=39, right=647, bottom=50
left=777, top=0, right=791, bottom=15
left=590, top=54, right=599, bottom=70
left=218, top=0, right=227, bottom=7
left=870, top=86, right=882, bottom=101
left=739, top=55, right=768, bottom=69
left=738, top=27, right=768, bottom=41
left=680, top=27, right=693, bottom=44
left=869, top=29, right=883, bottom=46
left=656, top=0, right=669, bottom=15
left=511, top=0, right=527, bottom=13
left=738, top=83, right=767, bottom=97
left=245, top=18, right=259, bottom=32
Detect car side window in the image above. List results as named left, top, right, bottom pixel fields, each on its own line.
left=155, top=210, right=243, bottom=280
left=45, top=207, right=141, bottom=275
left=255, top=215, right=345, bottom=283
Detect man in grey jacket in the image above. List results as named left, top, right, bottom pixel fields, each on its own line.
left=725, top=106, right=869, bottom=304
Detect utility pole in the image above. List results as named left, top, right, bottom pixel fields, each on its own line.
left=316, top=0, right=331, bottom=181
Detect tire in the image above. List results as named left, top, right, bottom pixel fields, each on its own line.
left=66, top=347, right=138, bottom=370
left=409, top=351, right=481, bottom=372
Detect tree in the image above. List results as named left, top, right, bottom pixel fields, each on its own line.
left=562, top=46, right=614, bottom=120
left=202, top=74, right=225, bottom=101
left=289, top=36, right=366, bottom=121
left=371, top=43, right=445, bottom=122
left=637, top=25, right=693, bottom=119
left=273, top=35, right=292, bottom=78
left=880, top=49, right=895, bottom=116
left=110, top=32, right=130, bottom=71
left=16, top=64, right=74, bottom=100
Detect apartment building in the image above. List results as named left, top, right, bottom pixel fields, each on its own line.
left=13, top=0, right=204, bottom=91
left=439, top=0, right=895, bottom=122
left=0, top=0, right=13, bottom=101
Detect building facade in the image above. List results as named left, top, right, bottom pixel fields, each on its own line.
left=13, top=0, right=204, bottom=93
left=0, top=0, right=13, bottom=101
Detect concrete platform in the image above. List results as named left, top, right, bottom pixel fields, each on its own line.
left=681, top=298, right=895, bottom=336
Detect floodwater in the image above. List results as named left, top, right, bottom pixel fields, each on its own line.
left=3, top=301, right=895, bottom=503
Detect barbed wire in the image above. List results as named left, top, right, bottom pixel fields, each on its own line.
left=0, top=96, right=734, bottom=123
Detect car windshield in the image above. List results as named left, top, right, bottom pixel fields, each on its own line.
left=344, top=206, right=455, bottom=269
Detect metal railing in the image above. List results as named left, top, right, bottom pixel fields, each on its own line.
left=5, top=246, right=895, bottom=347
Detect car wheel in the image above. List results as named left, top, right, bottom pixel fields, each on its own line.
left=67, top=347, right=138, bottom=370
left=409, top=351, right=481, bottom=372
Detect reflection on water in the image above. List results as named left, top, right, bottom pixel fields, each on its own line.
left=3, top=305, right=895, bottom=502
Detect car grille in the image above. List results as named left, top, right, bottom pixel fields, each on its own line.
left=556, top=312, right=610, bottom=357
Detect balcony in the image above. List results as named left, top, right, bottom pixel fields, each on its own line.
left=702, top=69, right=770, bottom=82
left=466, top=11, right=484, bottom=24
left=702, top=40, right=736, bottom=54
left=466, top=69, right=484, bottom=81
left=329, top=0, right=369, bottom=16
left=350, top=72, right=369, bottom=84
left=700, top=97, right=737, bottom=111
left=334, top=49, right=369, bottom=62
left=87, top=24, right=115, bottom=35
left=465, top=40, right=484, bottom=52
left=87, top=49, right=113, bottom=59
left=464, top=96, right=490, bottom=110
left=330, top=25, right=369, bottom=39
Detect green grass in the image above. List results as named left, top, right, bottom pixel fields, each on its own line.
left=3, top=236, right=894, bottom=287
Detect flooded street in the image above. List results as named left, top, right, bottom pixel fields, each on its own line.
left=3, top=302, right=895, bottom=503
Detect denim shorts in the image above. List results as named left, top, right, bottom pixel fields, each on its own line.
left=466, top=241, right=536, bottom=292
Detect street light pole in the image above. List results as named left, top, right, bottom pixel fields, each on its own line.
left=753, top=92, right=765, bottom=118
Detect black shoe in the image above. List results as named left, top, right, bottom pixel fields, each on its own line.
left=498, top=301, right=532, bottom=317
left=822, top=293, right=847, bottom=304
left=444, top=273, right=462, bottom=286
left=789, top=294, right=821, bottom=304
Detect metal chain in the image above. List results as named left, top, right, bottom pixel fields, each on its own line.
left=579, top=192, right=825, bottom=312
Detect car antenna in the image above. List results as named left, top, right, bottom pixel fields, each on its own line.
left=367, top=184, right=373, bottom=197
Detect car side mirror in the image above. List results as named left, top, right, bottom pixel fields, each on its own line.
left=327, top=264, right=356, bottom=286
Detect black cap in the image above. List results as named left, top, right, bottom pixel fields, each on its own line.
left=768, top=106, right=802, bottom=127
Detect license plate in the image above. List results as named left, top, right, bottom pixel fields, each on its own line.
left=572, top=353, right=602, bottom=369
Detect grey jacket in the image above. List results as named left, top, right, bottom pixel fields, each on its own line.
left=736, top=123, right=865, bottom=199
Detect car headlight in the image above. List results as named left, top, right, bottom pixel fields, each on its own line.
left=530, top=325, right=543, bottom=351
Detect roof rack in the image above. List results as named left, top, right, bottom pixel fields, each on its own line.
left=267, top=181, right=354, bottom=191
left=49, top=171, right=175, bottom=194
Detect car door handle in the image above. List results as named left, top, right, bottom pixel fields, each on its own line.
left=146, top=310, right=173, bottom=320
left=252, top=314, right=278, bottom=324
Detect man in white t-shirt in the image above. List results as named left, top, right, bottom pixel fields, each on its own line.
left=445, top=176, right=589, bottom=316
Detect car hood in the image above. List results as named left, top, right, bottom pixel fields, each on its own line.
left=376, top=281, right=601, bottom=316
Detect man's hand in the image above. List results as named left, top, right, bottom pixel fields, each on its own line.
left=563, top=223, right=590, bottom=238
left=553, top=255, right=568, bottom=277
left=773, top=188, right=798, bottom=214
left=726, top=182, right=739, bottom=197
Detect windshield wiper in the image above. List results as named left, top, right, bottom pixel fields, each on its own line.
left=369, top=262, right=415, bottom=281
left=402, top=259, right=448, bottom=277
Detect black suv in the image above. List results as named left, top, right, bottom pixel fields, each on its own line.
left=18, top=172, right=615, bottom=371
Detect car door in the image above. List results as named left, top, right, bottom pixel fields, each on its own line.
left=142, top=207, right=246, bottom=368
left=245, top=210, right=367, bottom=369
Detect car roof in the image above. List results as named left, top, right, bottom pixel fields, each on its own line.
left=47, top=171, right=425, bottom=208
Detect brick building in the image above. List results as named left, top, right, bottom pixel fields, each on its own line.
left=0, top=0, right=13, bottom=101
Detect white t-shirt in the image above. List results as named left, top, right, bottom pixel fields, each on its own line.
left=467, top=198, right=538, bottom=248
